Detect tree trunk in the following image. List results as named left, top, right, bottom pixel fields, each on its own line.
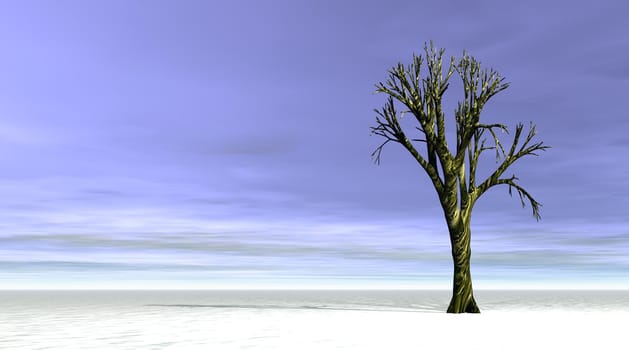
left=446, top=218, right=480, bottom=313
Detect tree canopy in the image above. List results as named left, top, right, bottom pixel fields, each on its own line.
left=370, top=41, right=550, bottom=221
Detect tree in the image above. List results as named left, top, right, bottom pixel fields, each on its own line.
left=370, top=41, right=550, bottom=313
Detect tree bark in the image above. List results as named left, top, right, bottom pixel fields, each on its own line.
left=447, top=217, right=480, bottom=313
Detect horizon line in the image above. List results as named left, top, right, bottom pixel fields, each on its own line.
left=1, top=287, right=627, bottom=291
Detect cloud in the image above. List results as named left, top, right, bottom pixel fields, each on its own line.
left=203, top=133, right=300, bottom=156
left=607, top=136, right=629, bottom=147
left=0, top=122, right=54, bottom=146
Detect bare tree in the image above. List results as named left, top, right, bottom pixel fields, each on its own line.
left=370, top=41, right=550, bottom=313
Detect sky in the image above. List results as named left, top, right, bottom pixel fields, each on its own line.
left=0, top=0, right=627, bottom=290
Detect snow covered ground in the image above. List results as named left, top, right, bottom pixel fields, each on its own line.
left=0, top=290, right=626, bottom=349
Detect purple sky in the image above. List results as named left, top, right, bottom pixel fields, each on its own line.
left=1, top=0, right=628, bottom=289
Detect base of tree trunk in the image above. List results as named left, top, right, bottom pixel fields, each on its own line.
left=447, top=293, right=480, bottom=313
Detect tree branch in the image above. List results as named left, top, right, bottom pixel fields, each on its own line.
left=372, top=45, right=453, bottom=190
left=370, top=95, right=444, bottom=192
left=424, top=41, right=456, bottom=172
left=493, top=174, right=544, bottom=221
left=453, top=53, right=510, bottom=167
left=475, top=122, right=551, bottom=211
left=476, top=123, right=509, bottom=162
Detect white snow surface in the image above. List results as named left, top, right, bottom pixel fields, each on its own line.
left=0, top=290, right=626, bottom=349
